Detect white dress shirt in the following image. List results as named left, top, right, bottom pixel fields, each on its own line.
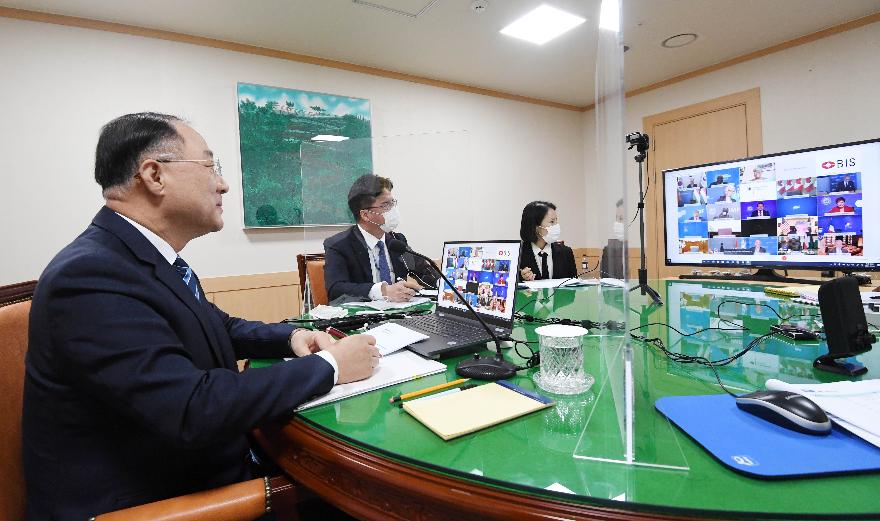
left=531, top=242, right=554, bottom=279
left=358, top=225, right=396, bottom=300
left=116, top=212, right=338, bottom=383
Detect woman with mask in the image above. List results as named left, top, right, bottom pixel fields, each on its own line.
left=518, top=201, right=577, bottom=281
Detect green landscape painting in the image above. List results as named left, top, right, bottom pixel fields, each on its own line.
left=237, top=83, right=373, bottom=227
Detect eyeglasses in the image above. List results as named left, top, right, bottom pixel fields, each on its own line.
left=366, top=199, right=398, bottom=212
left=155, top=158, right=222, bottom=177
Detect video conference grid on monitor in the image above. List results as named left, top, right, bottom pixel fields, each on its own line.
left=665, top=139, right=880, bottom=269
left=441, top=243, right=516, bottom=320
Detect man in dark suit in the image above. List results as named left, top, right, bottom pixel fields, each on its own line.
left=752, top=239, right=767, bottom=253
left=23, top=113, right=378, bottom=520
left=323, top=174, right=429, bottom=301
left=750, top=201, right=769, bottom=218
left=838, top=175, right=857, bottom=192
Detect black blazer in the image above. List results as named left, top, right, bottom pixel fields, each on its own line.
left=323, top=226, right=429, bottom=300
left=518, top=242, right=577, bottom=281
left=23, top=207, right=335, bottom=520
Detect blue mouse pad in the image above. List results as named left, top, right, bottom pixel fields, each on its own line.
left=655, top=393, right=880, bottom=478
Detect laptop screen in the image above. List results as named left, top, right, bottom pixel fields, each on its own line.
left=437, top=241, right=521, bottom=324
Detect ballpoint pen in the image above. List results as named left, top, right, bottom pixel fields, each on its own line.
left=325, top=326, right=348, bottom=339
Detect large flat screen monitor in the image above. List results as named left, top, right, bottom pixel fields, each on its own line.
left=663, top=138, right=880, bottom=274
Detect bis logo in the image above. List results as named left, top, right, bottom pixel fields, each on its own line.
left=732, top=455, right=759, bottom=466
left=822, top=158, right=856, bottom=169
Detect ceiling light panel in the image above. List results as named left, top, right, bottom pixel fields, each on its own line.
left=500, top=4, right=586, bottom=45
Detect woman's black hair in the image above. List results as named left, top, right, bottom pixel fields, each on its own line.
left=519, top=201, right=556, bottom=244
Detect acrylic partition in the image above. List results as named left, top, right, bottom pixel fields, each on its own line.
left=299, top=131, right=475, bottom=258
left=569, top=0, right=691, bottom=473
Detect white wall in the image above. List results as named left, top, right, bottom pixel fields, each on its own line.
left=584, top=22, right=880, bottom=246
left=0, top=17, right=585, bottom=284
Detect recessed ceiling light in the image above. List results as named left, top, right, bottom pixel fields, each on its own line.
left=661, top=33, right=698, bottom=48
left=311, top=135, right=350, bottom=142
left=500, top=4, right=586, bottom=45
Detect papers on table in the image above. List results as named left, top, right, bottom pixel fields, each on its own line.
left=520, top=278, right=627, bottom=290
left=307, top=304, right=348, bottom=320
left=342, top=297, right=430, bottom=311
left=296, top=350, right=445, bottom=411
left=766, top=378, right=880, bottom=449
left=520, top=278, right=592, bottom=289
left=364, top=322, right=429, bottom=356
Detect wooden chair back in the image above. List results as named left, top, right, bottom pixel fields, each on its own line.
left=0, top=280, right=36, bottom=521
left=295, top=253, right=327, bottom=307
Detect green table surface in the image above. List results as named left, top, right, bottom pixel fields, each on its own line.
left=259, top=280, right=880, bottom=519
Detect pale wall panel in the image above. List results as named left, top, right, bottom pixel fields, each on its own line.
left=0, top=17, right=583, bottom=285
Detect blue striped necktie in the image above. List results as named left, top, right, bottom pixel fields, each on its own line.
left=375, top=241, right=393, bottom=284
left=172, top=256, right=200, bottom=301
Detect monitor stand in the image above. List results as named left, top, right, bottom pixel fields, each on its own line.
left=678, top=268, right=823, bottom=285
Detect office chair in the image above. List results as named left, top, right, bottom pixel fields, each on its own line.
left=296, top=253, right=328, bottom=308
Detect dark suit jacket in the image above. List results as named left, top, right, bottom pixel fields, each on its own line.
left=23, top=207, right=335, bottom=520
left=750, top=210, right=769, bottom=217
left=518, top=242, right=577, bottom=281
left=323, top=226, right=429, bottom=300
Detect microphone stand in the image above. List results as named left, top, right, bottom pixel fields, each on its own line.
left=627, top=133, right=663, bottom=306
left=389, top=232, right=437, bottom=290
left=387, top=240, right=517, bottom=380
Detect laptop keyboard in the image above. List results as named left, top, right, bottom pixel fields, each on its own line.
left=402, top=315, right=492, bottom=343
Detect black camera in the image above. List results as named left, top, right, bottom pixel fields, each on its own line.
left=626, top=132, right=649, bottom=152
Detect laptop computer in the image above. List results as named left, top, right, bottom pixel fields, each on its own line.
left=393, top=240, right=521, bottom=360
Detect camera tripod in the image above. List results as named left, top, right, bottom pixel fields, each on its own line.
left=626, top=132, right=663, bottom=306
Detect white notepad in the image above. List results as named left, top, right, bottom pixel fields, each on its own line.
left=296, top=350, right=445, bottom=411
left=364, top=322, right=429, bottom=356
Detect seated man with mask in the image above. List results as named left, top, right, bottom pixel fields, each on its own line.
left=323, top=174, right=430, bottom=302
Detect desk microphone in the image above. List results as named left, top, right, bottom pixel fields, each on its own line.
left=386, top=239, right=517, bottom=380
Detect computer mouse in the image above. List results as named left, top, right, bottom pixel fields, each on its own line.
left=735, top=390, right=832, bottom=435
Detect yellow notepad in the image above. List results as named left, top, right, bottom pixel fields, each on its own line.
left=402, top=381, right=554, bottom=440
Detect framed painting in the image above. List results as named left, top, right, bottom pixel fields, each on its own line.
left=237, top=83, right=373, bottom=227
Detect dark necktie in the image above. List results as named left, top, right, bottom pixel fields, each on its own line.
left=538, top=251, right=549, bottom=280
left=376, top=241, right=393, bottom=284
left=172, top=256, right=200, bottom=301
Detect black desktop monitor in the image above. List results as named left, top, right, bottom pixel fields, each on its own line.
left=663, top=138, right=880, bottom=280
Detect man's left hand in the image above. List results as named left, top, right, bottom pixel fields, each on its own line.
left=290, top=329, right=335, bottom=357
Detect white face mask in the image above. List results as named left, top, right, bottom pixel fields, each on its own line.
left=540, top=223, right=561, bottom=243
left=612, top=221, right=625, bottom=240
left=377, top=206, right=400, bottom=233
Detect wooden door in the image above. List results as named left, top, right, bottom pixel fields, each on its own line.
left=643, top=89, right=763, bottom=279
